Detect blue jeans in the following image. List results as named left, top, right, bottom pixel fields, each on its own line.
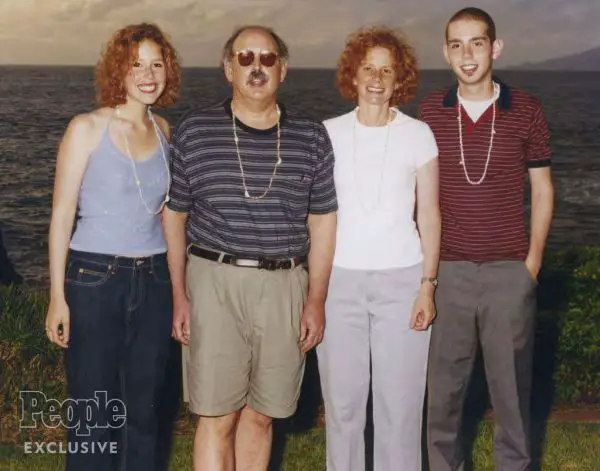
left=63, top=249, right=173, bottom=471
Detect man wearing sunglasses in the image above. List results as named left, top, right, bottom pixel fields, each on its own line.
left=162, top=25, right=338, bottom=471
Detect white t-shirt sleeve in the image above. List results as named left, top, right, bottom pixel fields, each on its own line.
left=414, top=122, right=439, bottom=168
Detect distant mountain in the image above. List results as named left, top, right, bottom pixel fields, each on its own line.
left=513, top=47, right=600, bottom=71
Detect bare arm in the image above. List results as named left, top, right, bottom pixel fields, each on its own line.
left=48, top=115, right=95, bottom=301
left=526, top=167, right=554, bottom=277
left=46, top=114, right=96, bottom=347
left=306, top=212, right=337, bottom=305
left=409, top=156, right=441, bottom=331
left=161, top=117, right=193, bottom=343
left=298, top=211, right=336, bottom=353
left=416, top=158, right=441, bottom=296
left=162, top=207, right=189, bottom=301
left=153, top=115, right=188, bottom=293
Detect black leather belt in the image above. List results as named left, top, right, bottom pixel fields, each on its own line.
left=188, top=245, right=306, bottom=271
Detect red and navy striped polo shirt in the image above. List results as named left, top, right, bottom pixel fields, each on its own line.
left=418, top=79, right=552, bottom=262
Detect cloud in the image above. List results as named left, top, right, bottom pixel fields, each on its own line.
left=88, top=0, right=145, bottom=21
left=0, top=0, right=599, bottom=67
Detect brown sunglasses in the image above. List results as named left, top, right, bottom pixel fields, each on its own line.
left=235, top=49, right=279, bottom=67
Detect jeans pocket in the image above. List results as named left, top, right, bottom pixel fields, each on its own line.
left=65, top=257, right=112, bottom=287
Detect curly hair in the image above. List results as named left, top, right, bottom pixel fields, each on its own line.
left=95, top=23, right=181, bottom=108
left=336, top=26, right=419, bottom=107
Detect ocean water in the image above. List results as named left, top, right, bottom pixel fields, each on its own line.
left=0, top=67, right=599, bottom=286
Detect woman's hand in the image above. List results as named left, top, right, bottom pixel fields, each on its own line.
left=46, top=297, right=70, bottom=348
left=410, top=287, right=436, bottom=331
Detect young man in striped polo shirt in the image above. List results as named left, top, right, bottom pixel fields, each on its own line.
left=162, top=25, right=337, bottom=471
left=419, top=7, right=554, bottom=471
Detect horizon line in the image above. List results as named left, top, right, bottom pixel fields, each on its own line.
left=0, top=64, right=598, bottom=72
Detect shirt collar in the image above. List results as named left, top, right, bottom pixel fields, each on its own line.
left=442, top=76, right=511, bottom=110
left=222, top=97, right=288, bottom=135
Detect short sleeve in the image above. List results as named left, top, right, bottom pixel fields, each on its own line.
left=309, top=122, right=338, bottom=214
left=525, top=102, right=552, bottom=168
left=414, top=122, right=439, bottom=168
left=166, top=121, right=192, bottom=213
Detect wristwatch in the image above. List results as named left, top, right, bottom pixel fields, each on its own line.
left=420, top=276, right=438, bottom=287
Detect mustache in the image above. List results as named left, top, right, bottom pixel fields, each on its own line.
left=247, top=69, right=268, bottom=83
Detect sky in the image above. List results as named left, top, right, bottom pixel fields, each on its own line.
left=1, top=0, right=599, bottom=68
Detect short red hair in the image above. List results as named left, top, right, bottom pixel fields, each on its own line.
left=94, top=23, right=181, bottom=108
left=336, top=26, right=419, bottom=107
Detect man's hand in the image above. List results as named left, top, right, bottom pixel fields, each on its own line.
left=524, top=255, right=541, bottom=281
left=526, top=166, right=553, bottom=282
left=299, top=300, right=325, bottom=353
left=172, top=295, right=191, bottom=345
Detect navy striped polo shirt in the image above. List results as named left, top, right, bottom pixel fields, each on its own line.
left=167, top=98, right=338, bottom=259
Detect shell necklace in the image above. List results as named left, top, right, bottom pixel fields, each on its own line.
left=352, top=106, right=393, bottom=212
left=231, top=103, right=282, bottom=200
left=457, top=82, right=500, bottom=185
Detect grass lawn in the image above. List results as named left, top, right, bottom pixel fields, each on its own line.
left=1, top=421, right=599, bottom=470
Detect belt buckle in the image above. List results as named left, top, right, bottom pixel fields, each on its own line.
left=258, top=258, right=277, bottom=270
left=231, top=257, right=259, bottom=268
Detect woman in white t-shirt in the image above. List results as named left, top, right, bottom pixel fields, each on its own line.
left=318, top=26, right=441, bottom=471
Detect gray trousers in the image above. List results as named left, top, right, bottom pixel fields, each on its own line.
left=317, top=264, right=431, bottom=471
left=427, top=260, right=537, bottom=471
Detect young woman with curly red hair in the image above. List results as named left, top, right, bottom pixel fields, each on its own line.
left=45, top=23, right=181, bottom=471
left=317, top=26, right=441, bottom=470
